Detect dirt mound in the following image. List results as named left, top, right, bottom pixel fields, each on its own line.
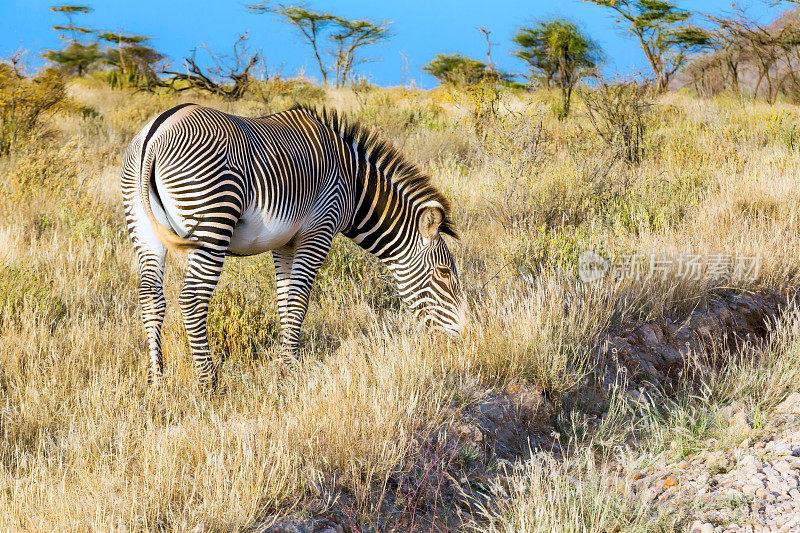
left=575, top=289, right=798, bottom=416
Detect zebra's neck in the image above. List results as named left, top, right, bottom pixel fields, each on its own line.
left=296, top=106, right=452, bottom=261
left=341, top=156, right=420, bottom=262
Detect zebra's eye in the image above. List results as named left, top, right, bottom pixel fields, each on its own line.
left=436, top=266, right=451, bottom=279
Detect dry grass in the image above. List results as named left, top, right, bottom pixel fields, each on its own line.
left=1, top=78, right=799, bottom=530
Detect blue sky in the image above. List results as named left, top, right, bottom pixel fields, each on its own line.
left=0, top=0, right=788, bottom=88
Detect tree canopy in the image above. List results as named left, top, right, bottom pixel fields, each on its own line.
left=247, top=3, right=391, bottom=87
left=45, top=3, right=164, bottom=87
left=585, top=0, right=710, bottom=92
left=513, top=18, right=602, bottom=116
left=423, top=53, right=511, bottom=87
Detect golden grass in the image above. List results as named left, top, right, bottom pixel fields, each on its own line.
left=1, top=79, right=799, bottom=529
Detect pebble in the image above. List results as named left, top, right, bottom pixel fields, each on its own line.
left=619, top=420, right=800, bottom=531
left=773, top=461, right=791, bottom=474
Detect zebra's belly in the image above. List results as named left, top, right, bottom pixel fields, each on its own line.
left=228, top=211, right=300, bottom=255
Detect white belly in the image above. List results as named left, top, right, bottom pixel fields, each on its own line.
left=228, top=210, right=300, bottom=255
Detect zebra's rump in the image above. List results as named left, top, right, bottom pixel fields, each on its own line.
left=139, top=105, right=345, bottom=253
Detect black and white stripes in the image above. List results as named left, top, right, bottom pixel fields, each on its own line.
left=122, top=104, right=468, bottom=388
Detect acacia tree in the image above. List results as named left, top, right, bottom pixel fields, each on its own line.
left=247, top=3, right=391, bottom=87
left=248, top=4, right=335, bottom=84
left=98, top=31, right=164, bottom=88
left=513, top=25, right=558, bottom=88
left=706, top=22, right=748, bottom=95
left=683, top=53, right=726, bottom=96
left=513, top=18, right=602, bottom=117
left=45, top=4, right=102, bottom=76
left=331, top=18, right=391, bottom=87
left=585, top=0, right=710, bottom=92
left=423, top=54, right=511, bottom=87
left=704, top=12, right=800, bottom=103
left=51, top=4, right=93, bottom=41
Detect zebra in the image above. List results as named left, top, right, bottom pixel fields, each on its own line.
left=122, top=103, right=468, bottom=389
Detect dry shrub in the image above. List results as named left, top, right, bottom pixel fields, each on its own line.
left=0, top=265, right=67, bottom=328
left=474, top=109, right=546, bottom=229
left=581, top=79, right=653, bottom=165
left=207, top=258, right=281, bottom=360
left=0, top=59, right=66, bottom=156
left=249, top=75, right=327, bottom=112
left=466, top=81, right=503, bottom=130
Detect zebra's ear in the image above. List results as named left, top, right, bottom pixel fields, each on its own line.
left=418, top=203, right=444, bottom=239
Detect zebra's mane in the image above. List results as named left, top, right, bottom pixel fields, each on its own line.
left=291, top=105, right=457, bottom=239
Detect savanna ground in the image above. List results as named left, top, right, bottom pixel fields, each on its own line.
left=1, top=76, right=800, bottom=531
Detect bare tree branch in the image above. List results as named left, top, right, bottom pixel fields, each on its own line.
left=164, top=34, right=258, bottom=100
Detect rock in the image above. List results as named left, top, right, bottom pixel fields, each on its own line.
left=773, top=443, right=793, bottom=455
left=690, top=521, right=716, bottom=533
left=743, top=484, right=760, bottom=497
left=774, top=461, right=792, bottom=474
left=775, top=393, right=800, bottom=415
left=730, top=411, right=751, bottom=433
left=642, top=486, right=662, bottom=502
left=720, top=402, right=744, bottom=421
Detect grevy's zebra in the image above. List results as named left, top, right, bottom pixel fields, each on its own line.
left=122, top=104, right=468, bottom=388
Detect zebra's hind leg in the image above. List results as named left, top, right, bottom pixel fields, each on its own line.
left=179, top=248, right=226, bottom=390
left=137, top=243, right=167, bottom=385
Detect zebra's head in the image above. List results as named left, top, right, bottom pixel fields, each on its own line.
left=390, top=201, right=469, bottom=337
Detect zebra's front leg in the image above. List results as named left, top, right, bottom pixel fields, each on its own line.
left=273, top=232, right=334, bottom=360
left=272, top=246, right=294, bottom=361
left=179, top=248, right=226, bottom=390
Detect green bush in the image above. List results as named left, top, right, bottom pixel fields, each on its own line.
left=314, top=236, right=398, bottom=310
left=0, top=62, right=66, bottom=156
left=207, top=257, right=280, bottom=359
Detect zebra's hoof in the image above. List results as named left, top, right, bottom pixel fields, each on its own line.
left=274, top=349, right=300, bottom=372
left=197, top=374, right=218, bottom=393
left=147, top=370, right=164, bottom=388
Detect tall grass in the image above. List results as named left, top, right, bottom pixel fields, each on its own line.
left=0, top=77, right=798, bottom=529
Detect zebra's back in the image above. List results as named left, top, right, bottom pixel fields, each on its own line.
left=128, top=105, right=351, bottom=255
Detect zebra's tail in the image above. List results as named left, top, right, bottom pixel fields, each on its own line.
left=140, top=142, right=201, bottom=254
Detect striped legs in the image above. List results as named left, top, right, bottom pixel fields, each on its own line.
left=272, top=246, right=293, bottom=360
left=272, top=231, right=334, bottom=359
left=179, top=248, right=226, bottom=390
left=137, top=245, right=167, bottom=384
